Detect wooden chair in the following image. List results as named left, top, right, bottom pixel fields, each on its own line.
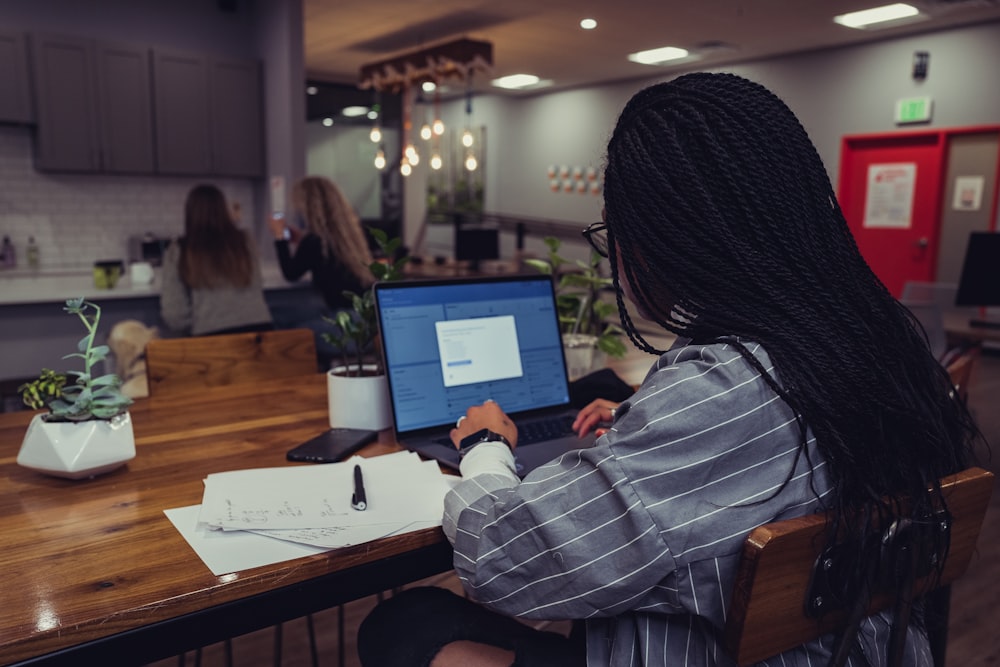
left=724, top=466, right=995, bottom=667
left=945, top=345, right=980, bottom=404
left=145, top=328, right=318, bottom=397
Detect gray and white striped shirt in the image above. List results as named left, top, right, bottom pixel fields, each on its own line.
left=443, top=339, right=933, bottom=666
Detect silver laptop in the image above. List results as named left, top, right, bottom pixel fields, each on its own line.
left=374, top=274, right=595, bottom=477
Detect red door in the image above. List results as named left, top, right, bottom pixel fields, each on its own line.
left=837, top=132, right=946, bottom=297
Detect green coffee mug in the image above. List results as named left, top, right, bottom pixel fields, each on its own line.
left=94, top=260, right=124, bottom=289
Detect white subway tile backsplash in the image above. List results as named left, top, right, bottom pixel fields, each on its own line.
left=0, top=126, right=257, bottom=271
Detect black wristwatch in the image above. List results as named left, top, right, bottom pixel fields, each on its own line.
left=458, top=428, right=512, bottom=458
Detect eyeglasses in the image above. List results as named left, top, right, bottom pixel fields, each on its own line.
left=582, top=222, right=609, bottom=258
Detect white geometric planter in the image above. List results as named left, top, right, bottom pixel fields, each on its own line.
left=327, top=366, right=393, bottom=431
left=17, top=412, right=136, bottom=480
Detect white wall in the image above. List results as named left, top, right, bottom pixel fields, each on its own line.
left=0, top=127, right=255, bottom=271
left=430, top=20, right=1000, bottom=233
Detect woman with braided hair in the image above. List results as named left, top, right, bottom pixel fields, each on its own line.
left=357, top=73, right=983, bottom=666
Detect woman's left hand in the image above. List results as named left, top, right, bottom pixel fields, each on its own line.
left=450, top=400, right=518, bottom=450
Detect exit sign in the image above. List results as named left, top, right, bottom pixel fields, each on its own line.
left=895, top=97, right=933, bottom=124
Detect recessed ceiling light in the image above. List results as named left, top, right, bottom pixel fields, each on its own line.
left=580, top=18, right=597, bottom=30
left=322, top=117, right=334, bottom=127
left=306, top=85, right=318, bottom=95
left=422, top=81, right=437, bottom=93
left=833, top=3, right=921, bottom=29
left=492, top=74, right=542, bottom=90
left=341, top=106, right=369, bottom=117
left=627, top=46, right=690, bottom=65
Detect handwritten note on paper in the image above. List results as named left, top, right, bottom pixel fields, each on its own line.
left=166, top=451, right=457, bottom=575
left=198, top=452, right=451, bottom=531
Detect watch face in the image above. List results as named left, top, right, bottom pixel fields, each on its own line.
left=460, top=428, right=491, bottom=450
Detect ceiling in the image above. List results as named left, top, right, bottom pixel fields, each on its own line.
left=303, top=0, right=1000, bottom=97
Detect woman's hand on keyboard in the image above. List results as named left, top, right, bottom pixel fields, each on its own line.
left=450, top=400, right=519, bottom=449
left=573, top=399, right=620, bottom=438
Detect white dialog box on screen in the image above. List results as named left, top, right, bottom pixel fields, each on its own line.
left=435, top=316, right=523, bottom=387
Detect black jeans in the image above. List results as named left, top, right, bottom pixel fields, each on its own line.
left=357, top=586, right=586, bottom=667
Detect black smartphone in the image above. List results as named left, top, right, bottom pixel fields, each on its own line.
left=286, top=428, right=378, bottom=463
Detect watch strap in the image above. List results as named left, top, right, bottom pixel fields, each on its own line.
left=459, top=428, right=512, bottom=457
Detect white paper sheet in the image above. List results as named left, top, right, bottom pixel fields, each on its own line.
left=164, top=505, right=330, bottom=575
left=199, top=452, right=449, bottom=530
left=165, top=451, right=459, bottom=575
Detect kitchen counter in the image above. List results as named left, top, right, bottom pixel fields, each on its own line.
left=0, top=263, right=301, bottom=306
left=0, top=263, right=315, bottom=385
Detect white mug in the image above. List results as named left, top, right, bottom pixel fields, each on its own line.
left=129, top=261, right=154, bottom=285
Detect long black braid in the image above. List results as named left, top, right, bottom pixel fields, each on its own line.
left=603, top=73, right=982, bottom=570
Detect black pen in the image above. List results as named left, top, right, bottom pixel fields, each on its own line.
left=351, top=463, right=367, bottom=511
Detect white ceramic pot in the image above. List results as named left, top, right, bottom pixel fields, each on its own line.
left=17, top=411, right=136, bottom=480
left=327, top=365, right=393, bottom=431
left=562, top=333, right=605, bottom=382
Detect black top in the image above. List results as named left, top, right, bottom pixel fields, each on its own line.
left=274, top=234, right=367, bottom=311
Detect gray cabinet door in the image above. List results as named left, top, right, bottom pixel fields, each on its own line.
left=153, top=50, right=212, bottom=175
left=32, top=34, right=154, bottom=173
left=210, top=58, right=264, bottom=177
left=32, top=34, right=101, bottom=171
left=96, top=43, right=155, bottom=173
left=0, top=32, right=33, bottom=124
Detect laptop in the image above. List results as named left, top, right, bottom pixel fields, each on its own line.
left=374, top=274, right=596, bottom=477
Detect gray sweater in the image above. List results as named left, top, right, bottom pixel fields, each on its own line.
left=159, top=235, right=272, bottom=336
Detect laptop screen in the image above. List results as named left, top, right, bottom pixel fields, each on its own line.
left=375, top=275, right=571, bottom=435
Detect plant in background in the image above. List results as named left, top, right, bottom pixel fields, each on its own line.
left=525, top=236, right=627, bottom=358
left=18, top=298, right=133, bottom=421
left=321, top=228, right=410, bottom=376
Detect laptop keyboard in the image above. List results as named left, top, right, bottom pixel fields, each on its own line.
left=437, top=414, right=576, bottom=448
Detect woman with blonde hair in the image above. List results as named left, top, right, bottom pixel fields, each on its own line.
left=269, top=176, right=374, bottom=366
left=269, top=176, right=373, bottom=310
left=160, top=184, right=272, bottom=336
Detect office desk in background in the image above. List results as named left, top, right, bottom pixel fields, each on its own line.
left=944, top=311, right=1000, bottom=347
left=0, top=374, right=452, bottom=666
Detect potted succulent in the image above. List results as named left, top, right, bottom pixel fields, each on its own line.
left=17, top=298, right=135, bottom=479
left=524, top=236, right=627, bottom=380
left=320, top=228, right=410, bottom=430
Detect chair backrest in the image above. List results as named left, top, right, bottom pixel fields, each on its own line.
left=145, top=328, right=318, bottom=397
left=723, top=467, right=995, bottom=666
left=945, top=346, right=980, bottom=403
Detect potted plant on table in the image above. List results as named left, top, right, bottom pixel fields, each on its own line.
left=17, top=298, right=135, bottom=479
left=525, top=237, right=627, bottom=380
left=320, top=228, right=410, bottom=430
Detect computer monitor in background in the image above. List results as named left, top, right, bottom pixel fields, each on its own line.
left=455, top=227, right=500, bottom=272
left=955, top=231, right=1000, bottom=329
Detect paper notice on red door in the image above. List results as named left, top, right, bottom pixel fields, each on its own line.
left=952, top=175, right=985, bottom=211
left=864, top=163, right=916, bottom=228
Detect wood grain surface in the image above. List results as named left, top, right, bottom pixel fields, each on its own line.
left=0, top=373, right=446, bottom=664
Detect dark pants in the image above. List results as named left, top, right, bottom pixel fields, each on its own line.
left=357, top=586, right=586, bottom=667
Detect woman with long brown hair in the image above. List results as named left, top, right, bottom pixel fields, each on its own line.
left=160, top=184, right=272, bottom=335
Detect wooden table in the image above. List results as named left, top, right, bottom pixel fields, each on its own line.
left=0, top=374, right=453, bottom=666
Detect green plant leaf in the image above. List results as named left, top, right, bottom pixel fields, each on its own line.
left=598, top=334, right=628, bottom=358
left=523, top=258, right=552, bottom=274
left=91, top=373, right=123, bottom=387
